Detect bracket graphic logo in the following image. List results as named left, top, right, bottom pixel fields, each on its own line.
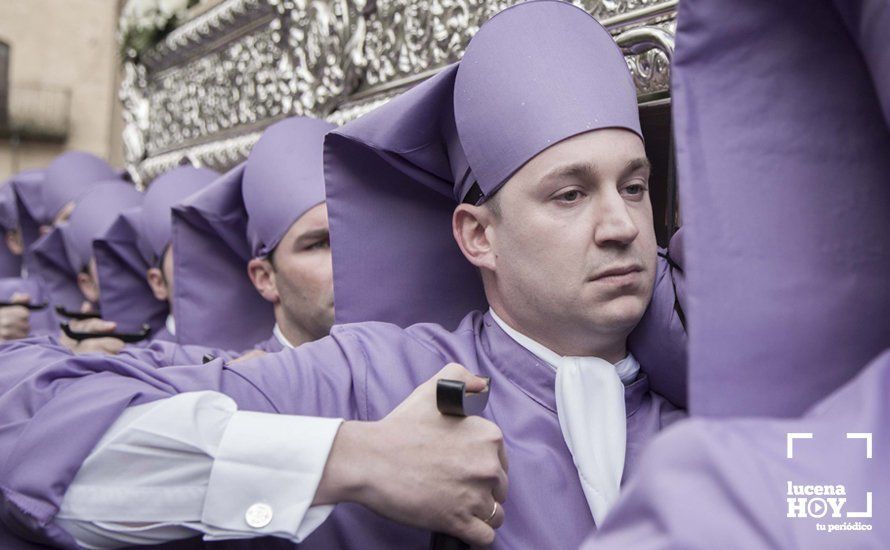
left=785, top=432, right=873, bottom=533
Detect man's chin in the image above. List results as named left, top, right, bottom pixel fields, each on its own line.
left=580, top=294, right=649, bottom=334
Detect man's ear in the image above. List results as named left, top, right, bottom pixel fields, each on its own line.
left=77, top=271, right=100, bottom=304
left=247, top=257, right=280, bottom=304
left=452, top=203, right=497, bottom=271
left=4, top=230, right=23, bottom=256
left=146, top=267, right=169, bottom=301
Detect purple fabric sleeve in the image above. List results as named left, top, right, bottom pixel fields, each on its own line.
left=584, top=349, right=890, bottom=549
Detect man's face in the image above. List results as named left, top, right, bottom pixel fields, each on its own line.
left=262, top=203, right=335, bottom=342
left=485, top=129, right=657, bottom=356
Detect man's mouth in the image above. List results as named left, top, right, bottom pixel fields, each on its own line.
left=589, top=264, right=643, bottom=286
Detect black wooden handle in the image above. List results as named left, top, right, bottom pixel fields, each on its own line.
left=55, top=305, right=102, bottom=320
left=0, top=301, right=47, bottom=311
left=61, top=322, right=151, bottom=343
left=430, top=377, right=492, bottom=550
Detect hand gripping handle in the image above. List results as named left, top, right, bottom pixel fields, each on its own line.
left=429, top=377, right=491, bottom=550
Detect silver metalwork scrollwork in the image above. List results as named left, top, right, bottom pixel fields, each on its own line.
left=121, top=0, right=679, bottom=182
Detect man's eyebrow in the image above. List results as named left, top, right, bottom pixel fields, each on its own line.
left=623, top=157, right=651, bottom=175
left=539, top=157, right=651, bottom=184
left=540, top=162, right=602, bottom=185
left=294, top=228, right=329, bottom=248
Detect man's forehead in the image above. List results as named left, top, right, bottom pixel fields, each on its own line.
left=510, top=129, right=648, bottom=184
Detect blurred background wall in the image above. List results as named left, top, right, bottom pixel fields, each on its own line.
left=0, top=0, right=125, bottom=179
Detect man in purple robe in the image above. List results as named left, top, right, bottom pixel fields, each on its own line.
left=0, top=178, right=25, bottom=278
left=171, top=116, right=337, bottom=354
left=0, top=169, right=57, bottom=340
left=86, top=166, right=220, bottom=343
left=32, top=180, right=142, bottom=353
left=0, top=2, right=686, bottom=548
left=0, top=152, right=119, bottom=341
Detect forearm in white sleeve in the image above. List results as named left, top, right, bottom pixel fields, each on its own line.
left=55, top=391, right=343, bottom=549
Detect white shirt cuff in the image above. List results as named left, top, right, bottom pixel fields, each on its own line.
left=202, top=410, right=343, bottom=541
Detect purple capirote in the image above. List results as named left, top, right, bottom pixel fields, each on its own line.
left=0, top=179, right=22, bottom=278
left=95, top=166, right=218, bottom=335
left=31, top=180, right=140, bottom=311
left=172, top=117, right=334, bottom=350
left=9, top=170, right=47, bottom=277
left=41, top=151, right=118, bottom=221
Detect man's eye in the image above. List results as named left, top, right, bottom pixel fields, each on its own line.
left=556, top=190, right=583, bottom=202
left=307, top=239, right=330, bottom=250
left=623, top=184, right=647, bottom=197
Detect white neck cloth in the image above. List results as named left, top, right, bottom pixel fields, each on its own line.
left=489, top=309, right=637, bottom=525
left=272, top=323, right=296, bottom=349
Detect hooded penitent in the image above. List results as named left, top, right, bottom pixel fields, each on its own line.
left=41, top=151, right=118, bottom=223
left=32, top=180, right=141, bottom=312
left=9, top=169, right=47, bottom=277
left=94, top=166, right=218, bottom=335
left=0, top=179, right=22, bottom=278
left=172, top=116, right=334, bottom=350
left=324, top=1, right=686, bottom=406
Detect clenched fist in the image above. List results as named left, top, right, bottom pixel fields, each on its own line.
left=315, top=363, right=508, bottom=547
left=0, top=293, right=32, bottom=341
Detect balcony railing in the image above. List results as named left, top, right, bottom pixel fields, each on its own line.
left=0, top=83, right=71, bottom=142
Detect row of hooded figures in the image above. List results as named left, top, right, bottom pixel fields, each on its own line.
left=0, top=1, right=887, bottom=548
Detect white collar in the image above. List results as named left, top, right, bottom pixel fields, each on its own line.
left=272, top=323, right=296, bottom=349
left=165, top=315, right=176, bottom=336
left=488, top=308, right=639, bottom=385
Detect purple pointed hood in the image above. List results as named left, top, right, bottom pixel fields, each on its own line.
left=672, top=0, right=890, bottom=417
left=326, top=1, right=641, bottom=334
left=0, top=181, right=22, bottom=278
left=244, top=117, right=333, bottom=257
left=94, top=207, right=163, bottom=333
left=62, top=181, right=142, bottom=274
left=0, top=180, right=18, bottom=232
left=10, top=169, right=47, bottom=276
left=42, top=151, right=117, bottom=222
left=172, top=117, right=334, bottom=350
left=139, top=166, right=220, bottom=266
left=32, top=180, right=141, bottom=311
left=94, top=166, right=217, bottom=334
left=30, top=228, right=82, bottom=311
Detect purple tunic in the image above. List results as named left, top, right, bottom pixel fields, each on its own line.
left=253, top=333, right=285, bottom=353
left=0, top=311, right=682, bottom=549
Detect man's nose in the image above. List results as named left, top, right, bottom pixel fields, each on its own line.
left=593, top=192, right=639, bottom=247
